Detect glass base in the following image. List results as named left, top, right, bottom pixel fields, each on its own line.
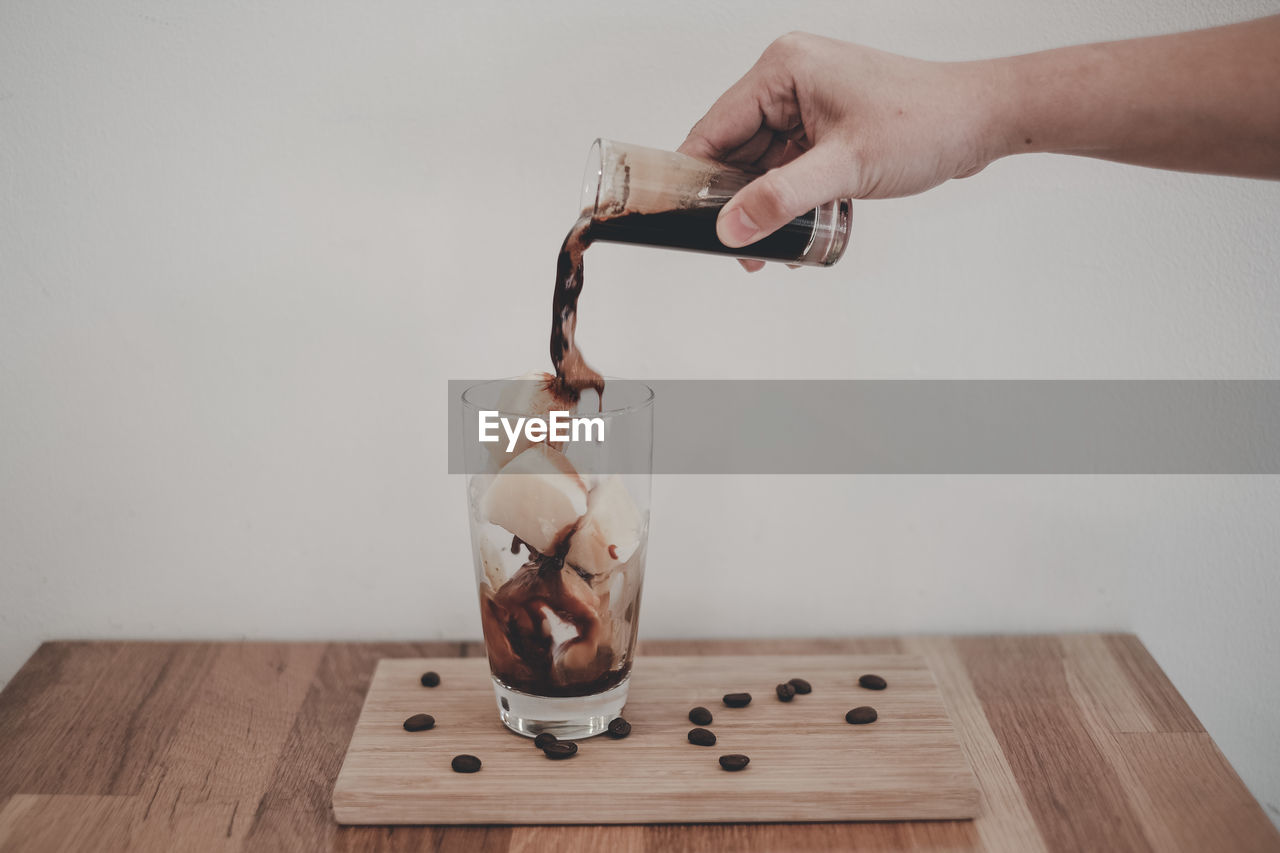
left=492, top=675, right=629, bottom=740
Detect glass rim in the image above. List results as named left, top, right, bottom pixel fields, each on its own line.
left=460, top=376, right=655, bottom=419
left=581, top=137, right=605, bottom=218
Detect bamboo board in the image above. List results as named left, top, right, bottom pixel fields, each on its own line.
left=332, top=654, right=981, bottom=824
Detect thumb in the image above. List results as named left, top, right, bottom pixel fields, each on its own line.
left=716, top=144, right=847, bottom=249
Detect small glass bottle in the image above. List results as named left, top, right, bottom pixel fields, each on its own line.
left=580, top=138, right=852, bottom=267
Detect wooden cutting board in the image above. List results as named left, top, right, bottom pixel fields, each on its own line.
left=331, top=654, right=982, bottom=824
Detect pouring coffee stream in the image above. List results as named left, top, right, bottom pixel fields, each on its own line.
left=548, top=138, right=852, bottom=408
left=549, top=217, right=603, bottom=406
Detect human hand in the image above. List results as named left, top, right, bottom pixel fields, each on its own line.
left=678, top=32, right=1001, bottom=269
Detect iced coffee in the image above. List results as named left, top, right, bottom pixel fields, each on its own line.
left=462, top=376, right=652, bottom=739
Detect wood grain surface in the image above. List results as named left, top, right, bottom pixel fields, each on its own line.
left=333, top=655, right=981, bottom=824
left=0, top=635, right=1275, bottom=852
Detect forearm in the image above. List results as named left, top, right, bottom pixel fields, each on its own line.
left=983, top=15, right=1280, bottom=177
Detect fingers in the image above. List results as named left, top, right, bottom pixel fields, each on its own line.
left=722, top=127, right=776, bottom=166
left=734, top=259, right=798, bottom=272
left=677, top=72, right=769, bottom=161
left=716, top=144, right=847, bottom=248
left=678, top=50, right=801, bottom=162
left=755, top=135, right=805, bottom=172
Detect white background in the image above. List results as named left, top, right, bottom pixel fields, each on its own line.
left=2, top=0, right=1278, bottom=825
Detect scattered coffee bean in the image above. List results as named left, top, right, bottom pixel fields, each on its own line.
left=787, top=677, right=812, bottom=695
left=451, top=754, right=481, bottom=773
left=542, top=741, right=578, bottom=760
left=688, top=727, right=717, bottom=746
left=719, top=754, right=750, bottom=771
left=776, top=682, right=796, bottom=702
left=420, top=671, right=441, bottom=688
left=858, top=674, right=887, bottom=690
left=723, top=692, right=752, bottom=708
left=402, top=713, right=435, bottom=732
left=689, top=706, right=713, bottom=726
left=533, top=733, right=558, bottom=749
left=607, top=717, right=632, bottom=739
left=846, top=706, right=878, bottom=725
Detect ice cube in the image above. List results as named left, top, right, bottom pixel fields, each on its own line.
left=565, top=475, right=643, bottom=575
left=477, top=535, right=507, bottom=591
left=480, top=445, right=588, bottom=554
left=488, top=371, right=576, bottom=465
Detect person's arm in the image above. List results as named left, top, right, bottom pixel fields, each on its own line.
left=993, top=16, right=1280, bottom=176
left=678, top=17, right=1280, bottom=264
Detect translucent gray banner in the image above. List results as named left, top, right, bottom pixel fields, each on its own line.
left=447, top=380, right=1280, bottom=474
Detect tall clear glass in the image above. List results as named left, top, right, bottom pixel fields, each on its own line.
left=580, top=138, right=852, bottom=266
left=461, top=378, right=654, bottom=740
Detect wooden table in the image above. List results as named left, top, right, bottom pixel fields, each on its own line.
left=0, top=635, right=1275, bottom=852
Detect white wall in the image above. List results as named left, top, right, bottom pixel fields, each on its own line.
left=2, top=0, right=1278, bottom=824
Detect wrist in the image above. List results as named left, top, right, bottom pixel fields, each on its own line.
left=980, top=45, right=1118, bottom=161
left=966, top=56, right=1030, bottom=164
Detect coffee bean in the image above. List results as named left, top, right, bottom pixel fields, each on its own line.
left=451, top=754, right=481, bottom=773
left=846, top=706, right=878, bottom=725
left=402, top=713, right=435, bottom=732
left=858, top=674, right=887, bottom=690
left=500, top=697, right=509, bottom=710
left=788, top=677, right=812, bottom=695
left=533, top=733, right=558, bottom=749
left=420, top=671, right=441, bottom=688
left=687, top=727, right=717, bottom=746
left=723, top=692, right=752, bottom=708
left=719, top=754, right=750, bottom=771
left=607, top=717, right=631, bottom=739
left=542, top=741, right=578, bottom=760
left=689, top=706, right=713, bottom=726
left=776, top=682, right=796, bottom=702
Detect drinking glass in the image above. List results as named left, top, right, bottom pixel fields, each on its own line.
left=461, top=377, right=653, bottom=739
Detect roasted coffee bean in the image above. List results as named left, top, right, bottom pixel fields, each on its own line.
left=542, top=741, right=578, bottom=760
left=723, top=692, right=752, bottom=708
left=787, top=677, right=812, bottom=695
left=845, top=706, right=878, bottom=725
left=607, top=717, right=632, bottom=739
left=858, top=674, right=887, bottom=690
left=776, top=682, right=797, bottom=702
left=533, top=733, right=558, bottom=749
left=688, top=727, right=717, bottom=747
left=402, top=713, right=435, bottom=732
left=719, top=754, right=750, bottom=771
left=451, top=754, right=482, bottom=773
left=420, top=671, right=441, bottom=688
left=689, top=706, right=713, bottom=726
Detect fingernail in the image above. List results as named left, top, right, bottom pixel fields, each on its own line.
left=719, top=207, right=760, bottom=248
